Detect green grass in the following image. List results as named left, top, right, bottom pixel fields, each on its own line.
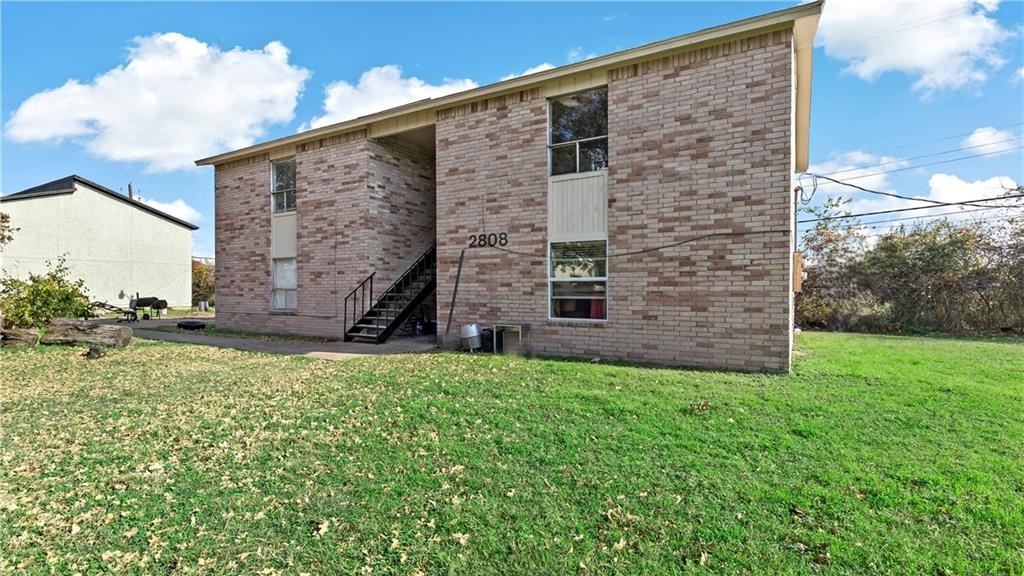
left=144, top=322, right=336, bottom=343
left=1, top=333, right=1022, bottom=575
left=162, top=307, right=215, bottom=318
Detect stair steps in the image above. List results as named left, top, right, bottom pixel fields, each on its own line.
left=343, top=244, right=436, bottom=344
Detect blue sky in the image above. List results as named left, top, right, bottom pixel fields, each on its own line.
left=2, top=1, right=1023, bottom=257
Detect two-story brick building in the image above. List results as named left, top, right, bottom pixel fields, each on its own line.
left=197, top=2, right=821, bottom=372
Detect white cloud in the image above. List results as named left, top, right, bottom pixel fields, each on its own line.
left=5, top=33, right=309, bottom=172
left=1018, top=66, right=1024, bottom=80
left=927, top=173, right=1018, bottom=206
left=915, top=173, right=1022, bottom=230
left=137, top=196, right=202, bottom=223
left=816, top=0, right=1012, bottom=95
left=961, top=126, right=1022, bottom=156
left=808, top=150, right=909, bottom=192
left=806, top=149, right=1024, bottom=230
left=500, top=47, right=596, bottom=83
left=567, top=47, right=597, bottom=63
left=501, top=62, right=557, bottom=81
left=308, top=65, right=476, bottom=129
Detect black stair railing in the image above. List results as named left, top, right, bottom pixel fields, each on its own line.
left=343, top=243, right=437, bottom=343
left=343, top=272, right=374, bottom=335
left=371, top=243, right=436, bottom=307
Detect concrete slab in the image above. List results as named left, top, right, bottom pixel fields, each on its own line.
left=100, top=317, right=437, bottom=359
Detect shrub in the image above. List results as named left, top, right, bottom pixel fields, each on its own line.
left=797, top=197, right=1024, bottom=334
left=0, top=256, right=92, bottom=329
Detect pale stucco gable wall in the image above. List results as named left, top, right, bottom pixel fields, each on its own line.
left=1, top=182, right=193, bottom=308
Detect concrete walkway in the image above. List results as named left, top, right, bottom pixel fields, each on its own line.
left=103, top=318, right=437, bottom=360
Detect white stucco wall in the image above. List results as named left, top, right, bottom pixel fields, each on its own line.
left=0, top=182, right=193, bottom=308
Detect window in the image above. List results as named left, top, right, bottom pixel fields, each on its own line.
left=549, top=240, right=607, bottom=320
left=272, top=257, right=297, bottom=309
left=549, top=88, right=608, bottom=176
left=271, top=158, right=296, bottom=213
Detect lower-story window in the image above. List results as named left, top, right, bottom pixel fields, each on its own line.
left=272, top=257, right=297, bottom=310
left=549, top=239, right=607, bottom=320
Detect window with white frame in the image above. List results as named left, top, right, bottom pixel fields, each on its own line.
left=271, top=158, right=296, bottom=213
left=549, top=87, right=608, bottom=176
left=272, top=257, right=297, bottom=310
left=549, top=240, right=607, bottom=320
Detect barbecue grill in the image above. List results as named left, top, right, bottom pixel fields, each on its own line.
left=92, top=293, right=167, bottom=322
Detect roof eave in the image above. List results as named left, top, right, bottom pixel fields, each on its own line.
left=196, top=0, right=824, bottom=167
left=72, top=176, right=200, bottom=231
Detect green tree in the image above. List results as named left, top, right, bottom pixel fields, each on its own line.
left=796, top=197, right=874, bottom=330
left=191, top=259, right=215, bottom=306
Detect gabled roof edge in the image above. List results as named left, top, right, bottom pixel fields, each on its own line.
left=196, top=1, right=824, bottom=167
left=1, top=175, right=200, bottom=231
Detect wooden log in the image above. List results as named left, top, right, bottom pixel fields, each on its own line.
left=1, top=319, right=132, bottom=348
left=0, top=327, right=40, bottom=347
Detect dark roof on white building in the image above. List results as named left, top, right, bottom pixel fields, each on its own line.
left=1, top=175, right=199, bottom=231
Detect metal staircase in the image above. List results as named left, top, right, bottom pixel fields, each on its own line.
left=343, top=244, right=436, bottom=343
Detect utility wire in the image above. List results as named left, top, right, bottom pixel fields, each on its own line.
left=798, top=193, right=1024, bottom=223
left=821, top=135, right=1024, bottom=179
left=854, top=6, right=968, bottom=42
left=608, top=229, right=788, bottom=257
left=488, top=229, right=789, bottom=260
left=813, top=147, right=1024, bottom=184
left=859, top=121, right=1024, bottom=156
left=824, top=205, right=1021, bottom=230
left=803, top=172, right=996, bottom=209
left=841, top=214, right=1018, bottom=234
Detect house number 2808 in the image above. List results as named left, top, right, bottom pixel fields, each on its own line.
left=468, top=232, right=508, bottom=248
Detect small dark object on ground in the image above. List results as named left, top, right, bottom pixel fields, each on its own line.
left=690, top=400, right=711, bottom=415
left=177, top=320, right=206, bottom=331
left=82, top=344, right=106, bottom=360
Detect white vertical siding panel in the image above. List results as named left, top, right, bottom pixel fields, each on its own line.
left=271, top=212, right=297, bottom=258
left=548, top=171, right=608, bottom=241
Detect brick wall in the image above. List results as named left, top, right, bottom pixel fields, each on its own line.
left=367, top=137, right=437, bottom=287
left=367, top=136, right=438, bottom=322
left=215, top=153, right=273, bottom=324
left=435, top=31, right=794, bottom=371
left=215, top=130, right=438, bottom=337
left=215, top=132, right=371, bottom=337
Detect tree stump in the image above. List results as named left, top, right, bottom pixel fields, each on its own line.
left=1, top=319, right=132, bottom=347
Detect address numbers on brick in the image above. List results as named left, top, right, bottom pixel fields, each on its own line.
left=468, top=232, right=509, bottom=248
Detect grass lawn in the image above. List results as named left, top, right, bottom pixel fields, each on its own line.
left=163, top=307, right=215, bottom=319
left=1, top=333, right=1022, bottom=575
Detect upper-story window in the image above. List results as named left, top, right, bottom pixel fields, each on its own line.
left=549, top=87, right=608, bottom=177
left=271, top=158, right=296, bottom=213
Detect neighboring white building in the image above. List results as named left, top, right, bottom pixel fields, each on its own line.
left=1, top=175, right=196, bottom=308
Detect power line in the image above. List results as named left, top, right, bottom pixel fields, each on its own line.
left=608, top=229, right=788, bottom=257
left=821, top=135, right=1024, bottom=179
left=824, top=205, right=1019, bottom=230
left=803, top=172, right=997, bottom=209
left=861, top=121, right=1024, bottom=156
left=798, top=192, right=1024, bottom=223
left=857, top=217, right=1017, bottom=238
left=855, top=6, right=967, bottom=42
left=488, top=229, right=790, bottom=259
left=813, top=147, right=1024, bottom=185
